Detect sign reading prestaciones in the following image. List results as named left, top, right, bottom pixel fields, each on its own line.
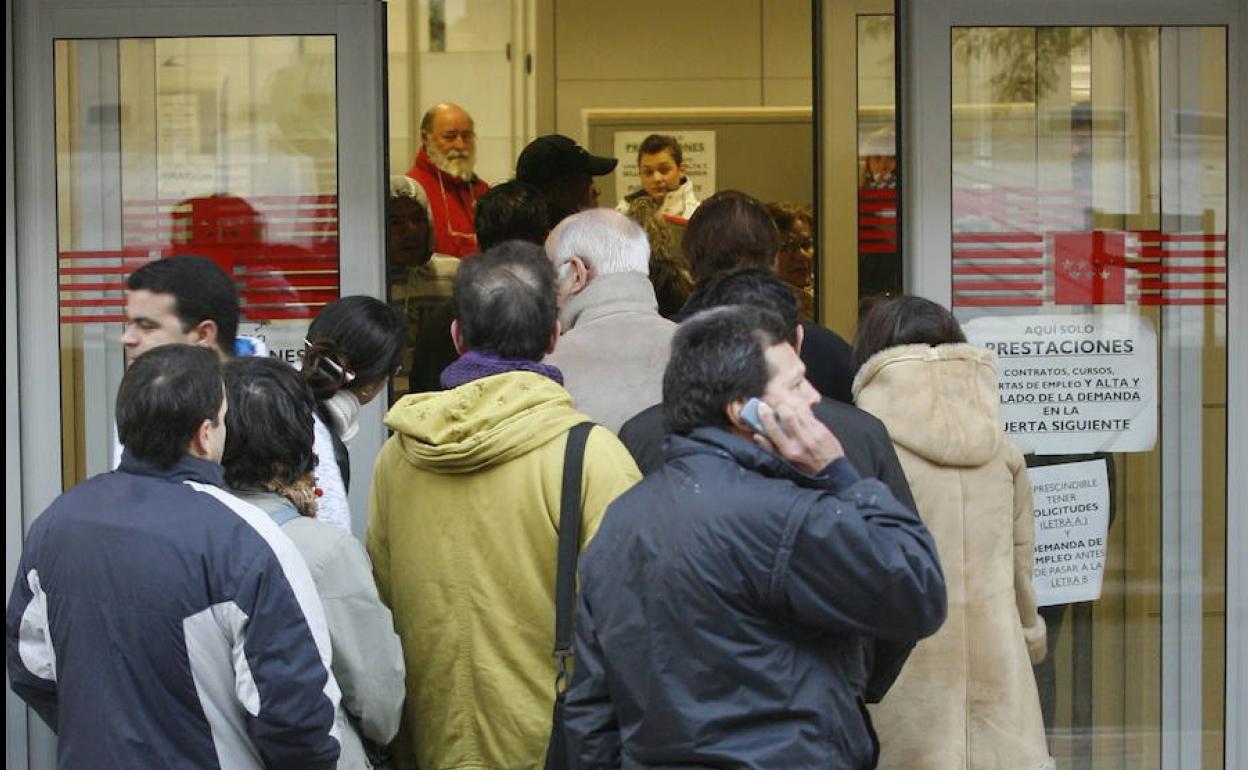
left=612, top=130, right=716, bottom=209
left=1028, top=460, right=1111, bottom=607
left=963, top=313, right=1157, bottom=454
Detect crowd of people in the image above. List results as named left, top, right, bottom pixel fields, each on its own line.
left=7, top=101, right=1053, bottom=770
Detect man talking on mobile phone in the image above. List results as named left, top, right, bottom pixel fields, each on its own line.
left=564, top=304, right=947, bottom=769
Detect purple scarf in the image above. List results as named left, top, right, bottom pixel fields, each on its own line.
left=440, top=349, right=564, bottom=389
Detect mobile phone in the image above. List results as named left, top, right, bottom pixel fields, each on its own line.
left=740, top=397, right=781, bottom=437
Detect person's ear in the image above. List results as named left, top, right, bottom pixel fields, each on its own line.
left=188, top=417, right=214, bottom=461
left=188, top=319, right=219, bottom=349
left=724, top=398, right=751, bottom=435
left=794, top=324, right=805, bottom=356
left=571, top=257, right=591, bottom=293
left=678, top=161, right=688, bottom=177
left=546, top=320, right=562, bottom=356
left=450, top=318, right=467, bottom=355
left=560, top=256, right=590, bottom=296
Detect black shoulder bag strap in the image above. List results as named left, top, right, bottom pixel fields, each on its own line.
left=546, top=421, right=594, bottom=770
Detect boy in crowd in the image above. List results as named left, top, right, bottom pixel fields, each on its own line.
left=615, top=133, right=700, bottom=220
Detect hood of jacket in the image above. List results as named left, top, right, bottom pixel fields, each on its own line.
left=383, top=370, right=586, bottom=473
left=852, top=343, right=1001, bottom=468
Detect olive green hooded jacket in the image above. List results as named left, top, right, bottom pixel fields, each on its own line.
left=367, top=371, right=640, bottom=770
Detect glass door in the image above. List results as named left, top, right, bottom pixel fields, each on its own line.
left=949, top=25, right=1227, bottom=769
left=53, top=35, right=343, bottom=485
left=12, top=5, right=385, bottom=766
left=905, top=3, right=1241, bottom=769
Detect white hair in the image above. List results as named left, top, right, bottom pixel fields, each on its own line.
left=545, top=208, right=650, bottom=276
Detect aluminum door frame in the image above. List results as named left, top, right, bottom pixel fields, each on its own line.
left=900, top=2, right=1245, bottom=768
left=9, top=2, right=387, bottom=768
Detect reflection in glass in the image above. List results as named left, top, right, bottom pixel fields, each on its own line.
left=55, top=36, right=339, bottom=488
left=856, top=15, right=900, bottom=305
left=950, top=26, right=1227, bottom=769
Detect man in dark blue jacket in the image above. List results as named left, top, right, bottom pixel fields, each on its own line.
left=565, top=306, right=947, bottom=769
left=7, top=345, right=341, bottom=770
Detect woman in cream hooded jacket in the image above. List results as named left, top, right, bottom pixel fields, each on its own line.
left=852, top=311, right=1051, bottom=770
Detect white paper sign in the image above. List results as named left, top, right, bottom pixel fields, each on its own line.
left=963, top=313, right=1157, bottom=454
left=1028, top=460, right=1110, bottom=606
left=613, top=130, right=717, bottom=207
left=237, top=319, right=310, bottom=368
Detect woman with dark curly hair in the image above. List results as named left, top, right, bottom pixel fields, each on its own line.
left=301, top=296, right=405, bottom=533
left=222, top=356, right=406, bottom=769
left=766, top=201, right=816, bottom=321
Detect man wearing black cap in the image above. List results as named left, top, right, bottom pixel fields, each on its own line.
left=515, top=134, right=617, bottom=229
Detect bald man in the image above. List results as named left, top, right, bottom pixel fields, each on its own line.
left=407, top=103, right=491, bottom=257
left=544, top=208, right=676, bottom=432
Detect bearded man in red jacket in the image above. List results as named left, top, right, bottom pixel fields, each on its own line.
left=406, top=102, right=490, bottom=257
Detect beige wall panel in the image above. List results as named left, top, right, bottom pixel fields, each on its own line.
left=762, top=0, right=812, bottom=78
left=1204, top=307, right=1227, bottom=405
left=554, top=0, right=762, bottom=82
left=1202, top=406, right=1227, bottom=608
left=763, top=77, right=812, bottom=106
left=557, top=79, right=763, bottom=143
left=1203, top=612, right=1225, bottom=767
left=1092, top=483, right=1128, bottom=768
left=586, top=110, right=811, bottom=208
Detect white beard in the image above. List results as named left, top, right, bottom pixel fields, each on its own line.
left=426, top=141, right=476, bottom=182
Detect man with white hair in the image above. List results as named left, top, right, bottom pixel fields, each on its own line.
left=406, top=102, right=490, bottom=257
left=545, top=208, right=675, bottom=432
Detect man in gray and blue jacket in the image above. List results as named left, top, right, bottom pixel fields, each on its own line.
left=7, top=344, right=341, bottom=770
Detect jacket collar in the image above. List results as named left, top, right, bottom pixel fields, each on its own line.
left=658, top=178, right=698, bottom=218
left=415, top=147, right=478, bottom=188
left=117, top=450, right=225, bottom=487
left=664, top=426, right=822, bottom=487
left=559, top=272, right=660, bottom=331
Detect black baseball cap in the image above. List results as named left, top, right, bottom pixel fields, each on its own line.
left=515, top=134, right=618, bottom=187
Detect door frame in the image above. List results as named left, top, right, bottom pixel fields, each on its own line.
left=9, top=2, right=387, bottom=768
left=900, top=1, right=1244, bottom=768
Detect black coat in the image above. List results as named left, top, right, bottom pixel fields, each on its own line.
left=565, top=428, right=947, bottom=770
left=799, top=320, right=856, bottom=404
left=676, top=293, right=857, bottom=404
left=618, top=399, right=917, bottom=512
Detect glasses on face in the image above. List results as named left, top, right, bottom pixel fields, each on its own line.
left=781, top=238, right=815, bottom=253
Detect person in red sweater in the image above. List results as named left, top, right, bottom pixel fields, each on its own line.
left=406, top=102, right=490, bottom=257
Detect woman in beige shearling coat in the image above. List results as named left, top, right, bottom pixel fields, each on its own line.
left=852, top=296, right=1052, bottom=770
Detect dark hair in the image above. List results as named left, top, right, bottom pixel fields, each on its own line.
left=302, top=296, right=405, bottom=401
left=662, top=305, right=789, bottom=435
left=852, top=295, right=967, bottom=370
left=116, top=345, right=223, bottom=468
left=696, top=268, right=800, bottom=345
left=683, top=190, right=779, bottom=287
left=126, top=255, right=240, bottom=356
left=638, top=134, right=682, bottom=166
left=474, top=181, right=550, bottom=250
left=221, top=357, right=317, bottom=489
left=453, top=240, right=557, bottom=361
left=765, top=201, right=814, bottom=238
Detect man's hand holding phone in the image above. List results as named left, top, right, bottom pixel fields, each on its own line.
left=742, top=398, right=845, bottom=476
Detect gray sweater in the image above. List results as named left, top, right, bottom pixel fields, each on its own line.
left=232, top=489, right=406, bottom=770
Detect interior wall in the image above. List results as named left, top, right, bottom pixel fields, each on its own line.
left=552, top=0, right=812, bottom=144
left=387, top=0, right=516, bottom=185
